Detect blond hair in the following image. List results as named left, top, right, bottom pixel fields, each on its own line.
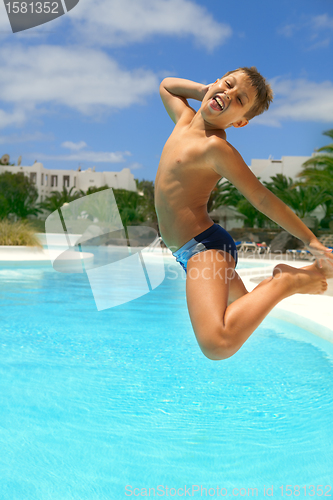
left=222, top=66, right=273, bottom=120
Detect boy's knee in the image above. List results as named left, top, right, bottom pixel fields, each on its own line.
left=199, top=334, right=235, bottom=361
left=202, top=349, right=233, bottom=361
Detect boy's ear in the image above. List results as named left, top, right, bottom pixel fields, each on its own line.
left=232, top=118, right=249, bottom=129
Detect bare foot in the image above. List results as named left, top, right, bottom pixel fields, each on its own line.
left=272, top=263, right=328, bottom=295
left=315, top=255, right=333, bottom=279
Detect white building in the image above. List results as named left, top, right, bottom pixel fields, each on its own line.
left=0, top=162, right=137, bottom=203
left=249, top=155, right=325, bottom=225
left=249, top=156, right=311, bottom=183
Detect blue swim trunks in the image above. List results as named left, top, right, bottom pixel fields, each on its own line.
left=172, top=223, right=238, bottom=273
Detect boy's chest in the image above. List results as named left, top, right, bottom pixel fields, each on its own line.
left=163, top=132, right=214, bottom=172
left=158, top=139, right=221, bottom=199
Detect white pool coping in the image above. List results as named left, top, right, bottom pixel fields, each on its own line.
left=1, top=245, right=332, bottom=344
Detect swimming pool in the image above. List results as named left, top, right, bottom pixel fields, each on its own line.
left=0, top=259, right=332, bottom=499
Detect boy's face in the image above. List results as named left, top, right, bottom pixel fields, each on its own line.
left=200, top=71, right=257, bottom=130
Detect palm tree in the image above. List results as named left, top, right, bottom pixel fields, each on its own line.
left=264, top=174, right=295, bottom=203
left=298, top=129, right=333, bottom=227
left=113, top=189, right=145, bottom=227
left=135, top=179, right=157, bottom=227
left=78, top=182, right=157, bottom=228
left=264, top=174, right=297, bottom=217
left=210, top=179, right=272, bottom=228
left=264, top=173, right=329, bottom=219
left=212, top=174, right=328, bottom=228
left=40, top=186, right=82, bottom=213
left=285, top=185, right=329, bottom=219
left=79, top=185, right=110, bottom=196
left=209, top=179, right=243, bottom=211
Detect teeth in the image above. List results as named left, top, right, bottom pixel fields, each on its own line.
left=215, top=96, right=224, bottom=110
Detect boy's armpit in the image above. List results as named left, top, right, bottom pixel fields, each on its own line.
left=212, top=139, right=268, bottom=203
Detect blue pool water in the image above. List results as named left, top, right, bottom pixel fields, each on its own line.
left=0, top=260, right=333, bottom=499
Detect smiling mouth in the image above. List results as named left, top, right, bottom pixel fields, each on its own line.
left=211, top=95, right=226, bottom=111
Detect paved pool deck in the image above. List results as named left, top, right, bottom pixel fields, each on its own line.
left=236, top=258, right=333, bottom=345
left=1, top=245, right=332, bottom=344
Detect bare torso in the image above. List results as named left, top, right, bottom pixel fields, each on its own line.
left=155, top=114, right=223, bottom=251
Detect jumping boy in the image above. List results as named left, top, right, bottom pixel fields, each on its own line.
left=154, top=67, right=333, bottom=360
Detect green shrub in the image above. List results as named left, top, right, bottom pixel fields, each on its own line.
left=0, top=219, right=43, bottom=247
left=27, top=218, right=46, bottom=233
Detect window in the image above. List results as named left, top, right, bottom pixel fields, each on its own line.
left=74, top=176, right=76, bottom=187
left=45, top=174, right=48, bottom=186
left=30, top=172, right=37, bottom=184
left=41, top=173, right=44, bottom=186
left=63, top=175, right=70, bottom=188
left=51, top=175, right=58, bottom=187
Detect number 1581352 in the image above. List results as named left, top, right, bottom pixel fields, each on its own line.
left=5, top=2, right=60, bottom=14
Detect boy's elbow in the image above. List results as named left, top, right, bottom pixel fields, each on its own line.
left=160, top=78, right=172, bottom=93
left=159, top=80, right=166, bottom=96
left=159, top=80, right=173, bottom=102
left=159, top=78, right=167, bottom=89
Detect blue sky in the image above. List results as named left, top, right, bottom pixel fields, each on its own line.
left=0, top=0, right=332, bottom=182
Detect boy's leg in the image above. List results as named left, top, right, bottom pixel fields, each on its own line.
left=186, top=250, right=327, bottom=360
left=227, top=270, right=248, bottom=304
left=228, top=270, right=275, bottom=304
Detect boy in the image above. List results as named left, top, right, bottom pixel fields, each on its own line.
left=155, top=67, right=332, bottom=360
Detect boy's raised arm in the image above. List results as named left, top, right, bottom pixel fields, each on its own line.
left=160, top=77, right=208, bottom=124
left=214, top=142, right=333, bottom=264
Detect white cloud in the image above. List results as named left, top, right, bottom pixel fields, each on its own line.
left=127, top=162, right=143, bottom=170
left=0, top=131, right=53, bottom=144
left=0, top=107, right=27, bottom=129
left=277, top=23, right=296, bottom=38
left=278, top=13, right=333, bottom=49
left=311, top=14, right=333, bottom=30
left=0, top=1, right=11, bottom=34
left=69, top=0, right=231, bottom=50
left=33, top=149, right=131, bottom=163
left=255, top=77, right=333, bottom=126
left=0, top=44, right=159, bottom=119
left=0, top=0, right=231, bottom=50
left=62, top=141, right=88, bottom=151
